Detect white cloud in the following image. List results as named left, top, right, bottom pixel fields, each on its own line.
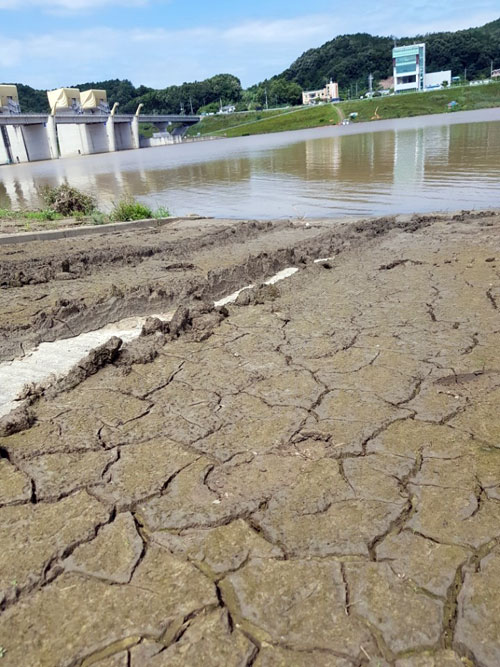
left=0, top=8, right=497, bottom=89
left=222, top=16, right=337, bottom=44
left=0, top=16, right=342, bottom=88
left=0, top=0, right=147, bottom=9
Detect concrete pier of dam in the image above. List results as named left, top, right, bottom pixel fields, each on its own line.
left=0, top=112, right=200, bottom=164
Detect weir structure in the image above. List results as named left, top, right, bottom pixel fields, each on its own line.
left=0, top=86, right=200, bottom=165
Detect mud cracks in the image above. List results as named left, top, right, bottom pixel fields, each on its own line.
left=0, top=212, right=500, bottom=666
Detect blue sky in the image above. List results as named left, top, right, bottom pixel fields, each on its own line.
left=1, top=0, right=498, bottom=89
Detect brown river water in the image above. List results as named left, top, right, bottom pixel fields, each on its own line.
left=1, top=108, right=499, bottom=218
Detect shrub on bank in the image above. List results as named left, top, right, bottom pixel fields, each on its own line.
left=111, top=198, right=153, bottom=221
left=0, top=192, right=170, bottom=228
left=111, top=198, right=170, bottom=222
left=40, top=184, right=96, bottom=216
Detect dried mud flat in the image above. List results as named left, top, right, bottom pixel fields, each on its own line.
left=0, top=210, right=500, bottom=666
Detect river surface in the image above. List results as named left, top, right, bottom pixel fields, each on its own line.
left=1, top=108, right=500, bottom=218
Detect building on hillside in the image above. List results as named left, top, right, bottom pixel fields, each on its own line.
left=393, top=43, right=453, bottom=93
left=393, top=44, right=426, bottom=93
left=302, top=80, right=339, bottom=105
left=0, top=85, right=21, bottom=114
left=492, top=69, right=500, bottom=78
left=81, top=89, right=109, bottom=114
left=47, top=88, right=82, bottom=114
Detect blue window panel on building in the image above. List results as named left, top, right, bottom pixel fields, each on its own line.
left=396, top=55, right=417, bottom=65
left=396, top=64, right=418, bottom=74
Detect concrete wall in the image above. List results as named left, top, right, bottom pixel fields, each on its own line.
left=57, top=124, right=88, bottom=157
left=5, top=125, right=28, bottom=163
left=0, top=127, right=10, bottom=164
left=87, top=122, right=109, bottom=154
left=0, top=117, right=190, bottom=162
left=140, top=133, right=176, bottom=148
left=22, top=124, right=51, bottom=162
left=114, top=123, right=133, bottom=150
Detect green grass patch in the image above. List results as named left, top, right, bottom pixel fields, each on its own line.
left=186, top=83, right=500, bottom=139
left=339, top=82, right=500, bottom=122
left=0, top=207, right=62, bottom=222
left=111, top=198, right=153, bottom=221
left=110, top=198, right=170, bottom=222
left=0, top=191, right=170, bottom=229
left=0, top=208, right=16, bottom=220
left=23, top=209, right=62, bottom=221
left=185, top=108, right=293, bottom=137
left=216, top=104, right=342, bottom=138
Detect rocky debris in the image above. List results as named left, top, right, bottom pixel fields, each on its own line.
left=47, top=336, right=122, bottom=396
left=0, top=404, right=34, bottom=437
left=140, top=316, right=169, bottom=336
left=234, top=283, right=280, bottom=306
left=168, top=301, right=228, bottom=342
left=0, top=211, right=499, bottom=665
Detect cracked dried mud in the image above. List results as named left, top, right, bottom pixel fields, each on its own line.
left=0, top=211, right=499, bottom=666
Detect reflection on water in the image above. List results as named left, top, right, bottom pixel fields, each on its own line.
left=1, top=110, right=500, bottom=218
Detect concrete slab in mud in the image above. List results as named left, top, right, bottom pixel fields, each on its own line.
left=0, top=210, right=499, bottom=666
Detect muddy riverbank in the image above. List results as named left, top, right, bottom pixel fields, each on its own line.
left=0, top=210, right=499, bottom=666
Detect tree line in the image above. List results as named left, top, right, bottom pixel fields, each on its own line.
left=279, top=18, right=500, bottom=96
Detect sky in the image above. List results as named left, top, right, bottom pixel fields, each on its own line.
left=0, top=0, right=498, bottom=90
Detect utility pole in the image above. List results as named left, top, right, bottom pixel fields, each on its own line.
left=189, top=96, right=194, bottom=115
left=368, top=73, right=373, bottom=95
left=265, top=88, right=268, bottom=110
left=355, top=81, right=358, bottom=97
left=491, top=60, right=494, bottom=77
left=464, top=67, right=467, bottom=82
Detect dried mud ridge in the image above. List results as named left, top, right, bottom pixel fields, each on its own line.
left=0, top=212, right=476, bottom=362
left=1, top=210, right=500, bottom=666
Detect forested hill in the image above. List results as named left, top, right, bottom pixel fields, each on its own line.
left=279, top=18, right=500, bottom=91
left=8, top=17, right=500, bottom=113
left=11, top=74, right=243, bottom=114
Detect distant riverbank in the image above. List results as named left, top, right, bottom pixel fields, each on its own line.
left=187, top=83, right=500, bottom=138
left=2, top=109, right=499, bottom=219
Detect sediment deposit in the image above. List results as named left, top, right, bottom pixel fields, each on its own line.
left=0, top=211, right=499, bottom=666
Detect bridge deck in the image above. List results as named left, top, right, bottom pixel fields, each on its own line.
left=0, top=114, right=200, bottom=126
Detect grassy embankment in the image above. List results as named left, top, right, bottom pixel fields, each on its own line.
left=185, top=107, right=300, bottom=137
left=0, top=185, right=170, bottom=233
left=189, top=84, right=500, bottom=138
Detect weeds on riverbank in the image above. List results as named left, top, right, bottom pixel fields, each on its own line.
left=110, top=198, right=153, bottom=221
left=0, top=207, right=62, bottom=222
left=110, top=198, right=170, bottom=222
left=0, top=186, right=170, bottom=231
left=40, top=184, right=97, bottom=216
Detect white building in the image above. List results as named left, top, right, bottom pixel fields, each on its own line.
left=393, top=44, right=426, bottom=93
left=302, top=80, right=339, bottom=105
left=393, top=43, right=454, bottom=93
left=425, top=70, right=451, bottom=90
